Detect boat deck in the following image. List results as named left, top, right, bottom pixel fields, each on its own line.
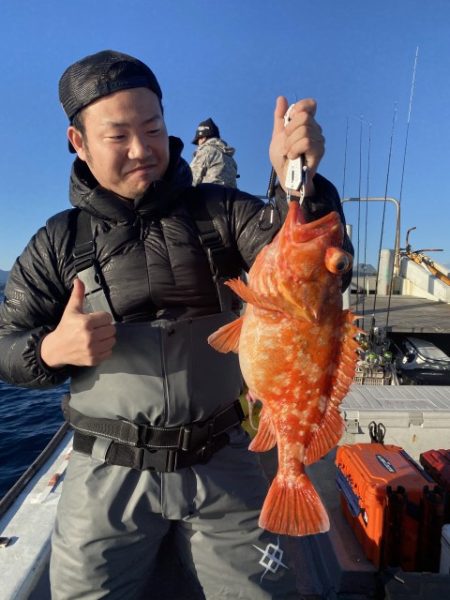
left=28, top=449, right=379, bottom=600
left=350, top=294, right=450, bottom=334
left=5, top=388, right=450, bottom=599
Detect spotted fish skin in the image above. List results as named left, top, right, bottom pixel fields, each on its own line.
left=208, top=201, right=359, bottom=537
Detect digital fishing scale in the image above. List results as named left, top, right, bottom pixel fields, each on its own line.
left=284, top=104, right=308, bottom=202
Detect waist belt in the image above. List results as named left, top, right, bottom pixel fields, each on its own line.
left=70, top=400, right=245, bottom=472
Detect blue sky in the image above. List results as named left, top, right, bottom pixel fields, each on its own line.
left=1, top=0, right=450, bottom=271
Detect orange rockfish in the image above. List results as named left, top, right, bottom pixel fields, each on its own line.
left=208, top=201, right=359, bottom=537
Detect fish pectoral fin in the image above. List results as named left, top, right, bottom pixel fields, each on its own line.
left=259, top=472, right=330, bottom=536
left=225, top=279, right=277, bottom=311
left=278, top=281, right=317, bottom=322
left=248, top=408, right=277, bottom=451
left=207, top=316, right=244, bottom=353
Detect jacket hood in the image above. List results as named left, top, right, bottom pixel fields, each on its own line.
left=69, top=136, right=192, bottom=223
left=201, top=137, right=235, bottom=156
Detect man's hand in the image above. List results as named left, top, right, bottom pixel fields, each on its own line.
left=269, top=96, right=325, bottom=197
left=40, top=278, right=116, bottom=369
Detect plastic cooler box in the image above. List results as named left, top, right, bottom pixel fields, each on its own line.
left=335, top=443, right=436, bottom=571
left=419, top=449, right=450, bottom=492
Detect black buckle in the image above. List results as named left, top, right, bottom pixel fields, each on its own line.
left=180, top=418, right=215, bottom=452
left=135, top=422, right=151, bottom=447
left=201, top=231, right=223, bottom=251
left=165, top=449, right=178, bottom=472
left=72, top=240, right=95, bottom=260
left=198, top=422, right=215, bottom=463
left=139, top=447, right=179, bottom=473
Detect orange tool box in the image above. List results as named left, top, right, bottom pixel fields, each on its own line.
left=335, top=443, right=437, bottom=571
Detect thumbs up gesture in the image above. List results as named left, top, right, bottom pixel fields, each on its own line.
left=40, top=278, right=116, bottom=368
left=269, top=96, right=325, bottom=197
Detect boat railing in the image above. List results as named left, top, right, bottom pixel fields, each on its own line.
left=0, top=421, right=70, bottom=518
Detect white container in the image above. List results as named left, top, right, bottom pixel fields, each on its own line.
left=341, top=384, right=450, bottom=460
left=440, top=524, right=450, bottom=575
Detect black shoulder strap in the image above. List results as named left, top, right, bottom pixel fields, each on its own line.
left=72, top=209, right=115, bottom=319
left=187, top=186, right=242, bottom=312
left=71, top=190, right=241, bottom=317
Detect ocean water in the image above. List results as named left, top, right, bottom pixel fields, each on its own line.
left=0, top=291, right=67, bottom=498
left=0, top=380, right=67, bottom=499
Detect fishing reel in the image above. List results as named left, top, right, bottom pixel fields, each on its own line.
left=354, top=327, right=396, bottom=385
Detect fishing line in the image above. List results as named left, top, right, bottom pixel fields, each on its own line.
left=354, top=115, right=364, bottom=315
left=342, top=117, right=349, bottom=199
left=361, top=121, right=372, bottom=330
left=398, top=46, right=419, bottom=207
left=386, top=47, right=419, bottom=330
left=371, top=102, right=398, bottom=329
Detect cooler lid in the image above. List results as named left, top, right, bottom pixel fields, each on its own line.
left=342, top=385, right=450, bottom=428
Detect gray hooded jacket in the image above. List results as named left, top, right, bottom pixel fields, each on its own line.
left=190, top=138, right=238, bottom=187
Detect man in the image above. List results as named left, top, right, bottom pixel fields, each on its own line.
left=0, top=50, right=352, bottom=599
left=190, top=117, right=238, bottom=187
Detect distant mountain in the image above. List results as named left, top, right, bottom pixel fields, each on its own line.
left=354, top=263, right=377, bottom=276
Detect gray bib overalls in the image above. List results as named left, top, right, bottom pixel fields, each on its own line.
left=49, top=216, right=298, bottom=600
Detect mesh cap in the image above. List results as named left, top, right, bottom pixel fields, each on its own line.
left=59, top=50, right=162, bottom=121
left=192, top=118, right=220, bottom=144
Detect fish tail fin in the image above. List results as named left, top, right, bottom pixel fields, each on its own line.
left=249, top=407, right=277, bottom=451
left=259, top=472, right=330, bottom=536
left=207, top=316, right=244, bottom=353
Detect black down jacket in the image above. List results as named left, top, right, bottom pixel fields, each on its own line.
left=0, top=137, right=351, bottom=389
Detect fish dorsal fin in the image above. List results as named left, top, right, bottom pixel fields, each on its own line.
left=207, top=316, right=244, bottom=353
left=304, top=310, right=361, bottom=465
left=249, top=407, right=277, bottom=452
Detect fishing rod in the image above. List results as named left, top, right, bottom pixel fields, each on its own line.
left=342, top=115, right=370, bottom=324
left=354, top=116, right=364, bottom=315
left=385, top=47, right=420, bottom=330
left=342, top=117, right=349, bottom=200
left=353, top=120, right=372, bottom=332
left=362, top=121, right=372, bottom=329
left=398, top=47, right=419, bottom=208
left=371, top=101, right=398, bottom=330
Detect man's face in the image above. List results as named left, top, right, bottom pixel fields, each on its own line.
left=69, top=87, right=170, bottom=199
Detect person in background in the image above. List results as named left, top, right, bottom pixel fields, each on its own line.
left=190, top=117, right=239, bottom=187
left=0, top=49, right=352, bottom=599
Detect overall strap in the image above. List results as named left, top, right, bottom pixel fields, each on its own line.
left=72, top=209, right=115, bottom=319
left=188, top=187, right=241, bottom=312
left=71, top=188, right=241, bottom=316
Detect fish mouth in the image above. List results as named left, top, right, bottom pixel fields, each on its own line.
left=290, top=208, right=343, bottom=244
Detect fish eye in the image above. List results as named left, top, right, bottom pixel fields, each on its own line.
left=325, top=249, right=353, bottom=274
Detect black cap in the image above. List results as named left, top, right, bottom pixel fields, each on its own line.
left=192, top=118, right=220, bottom=145
left=59, top=50, right=163, bottom=152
